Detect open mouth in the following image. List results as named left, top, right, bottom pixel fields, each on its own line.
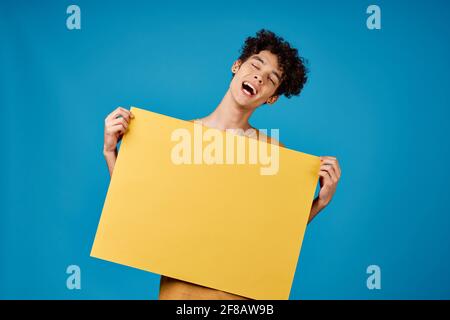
left=241, top=81, right=257, bottom=97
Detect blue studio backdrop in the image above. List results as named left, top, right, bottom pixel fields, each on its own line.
left=1, top=0, right=450, bottom=299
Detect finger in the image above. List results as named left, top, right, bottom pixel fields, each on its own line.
left=321, top=157, right=341, bottom=178
left=112, top=109, right=131, bottom=121
left=320, top=160, right=340, bottom=179
left=106, top=111, right=128, bottom=124
left=109, top=117, right=129, bottom=129
left=106, top=107, right=131, bottom=122
left=106, top=124, right=126, bottom=135
left=318, top=170, right=332, bottom=185
left=334, top=160, right=341, bottom=177
left=109, top=117, right=129, bottom=128
left=117, top=107, right=133, bottom=119
left=320, top=165, right=338, bottom=184
left=106, top=107, right=125, bottom=121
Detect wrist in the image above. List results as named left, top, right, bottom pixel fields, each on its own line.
left=314, top=197, right=328, bottom=211
left=103, top=146, right=117, bottom=156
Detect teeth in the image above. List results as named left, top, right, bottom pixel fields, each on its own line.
left=244, top=81, right=256, bottom=95
left=242, top=88, right=252, bottom=96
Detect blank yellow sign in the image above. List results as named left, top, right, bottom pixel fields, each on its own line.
left=91, top=107, right=320, bottom=300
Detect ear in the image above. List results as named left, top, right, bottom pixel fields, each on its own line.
left=266, top=95, right=279, bottom=105
left=231, top=60, right=242, bottom=74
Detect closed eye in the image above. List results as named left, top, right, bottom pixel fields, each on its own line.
left=252, top=62, right=276, bottom=85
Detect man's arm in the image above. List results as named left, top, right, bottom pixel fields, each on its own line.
left=307, top=156, right=341, bottom=224
left=103, top=149, right=118, bottom=177
left=308, top=198, right=324, bottom=224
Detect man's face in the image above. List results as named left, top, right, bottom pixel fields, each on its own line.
left=229, top=50, right=283, bottom=110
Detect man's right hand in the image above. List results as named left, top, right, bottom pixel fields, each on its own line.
left=104, top=107, right=134, bottom=153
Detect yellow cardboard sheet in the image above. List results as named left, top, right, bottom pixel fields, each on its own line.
left=91, top=107, right=320, bottom=300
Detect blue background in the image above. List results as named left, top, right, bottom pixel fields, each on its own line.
left=1, top=0, right=449, bottom=299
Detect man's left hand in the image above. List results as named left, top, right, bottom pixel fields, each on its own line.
left=316, top=156, right=341, bottom=209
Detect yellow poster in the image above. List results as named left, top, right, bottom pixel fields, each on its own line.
left=91, top=107, right=320, bottom=300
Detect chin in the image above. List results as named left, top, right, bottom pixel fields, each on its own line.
left=230, top=87, right=259, bottom=110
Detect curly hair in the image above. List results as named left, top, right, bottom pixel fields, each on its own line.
left=235, top=29, right=308, bottom=99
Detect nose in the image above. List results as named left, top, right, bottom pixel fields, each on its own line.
left=253, top=74, right=263, bottom=84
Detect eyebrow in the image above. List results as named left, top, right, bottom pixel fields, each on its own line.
left=252, top=56, right=282, bottom=82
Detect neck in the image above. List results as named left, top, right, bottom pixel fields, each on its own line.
left=200, top=89, right=255, bottom=131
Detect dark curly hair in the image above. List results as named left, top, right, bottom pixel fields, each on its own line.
left=235, top=29, right=308, bottom=99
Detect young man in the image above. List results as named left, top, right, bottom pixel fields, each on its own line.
left=103, top=29, right=341, bottom=300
